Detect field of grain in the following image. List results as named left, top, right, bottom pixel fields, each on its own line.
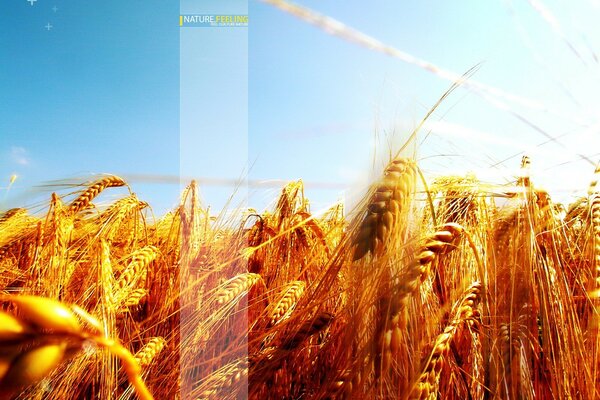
left=1, top=144, right=600, bottom=399
left=3, top=1, right=600, bottom=399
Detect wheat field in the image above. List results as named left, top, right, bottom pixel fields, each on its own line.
left=1, top=143, right=600, bottom=399
left=3, top=1, right=600, bottom=399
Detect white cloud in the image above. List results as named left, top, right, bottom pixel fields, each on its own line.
left=10, top=147, right=29, bottom=166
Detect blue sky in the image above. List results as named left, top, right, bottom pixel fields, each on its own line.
left=2, top=1, right=600, bottom=216
left=0, top=1, right=179, bottom=214
left=181, top=0, right=248, bottom=215
left=249, top=1, right=600, bottom=210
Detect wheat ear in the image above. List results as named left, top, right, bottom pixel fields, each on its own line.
left=69, top=175, right=127, bottom=213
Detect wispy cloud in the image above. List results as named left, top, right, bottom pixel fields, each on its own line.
left=10, top=147, right=29, bottom=166
left=277, top=121, right=370, bottom=139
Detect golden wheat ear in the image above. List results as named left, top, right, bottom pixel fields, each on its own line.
left=409, top=282, right=482, bottom=400
left=0, top=295, right=155, bottom=400
left=69, top=175, right=127, bottom=214
left=353, top=158, right=416, bottom=260
left=0, top=296, right=82, bottom=397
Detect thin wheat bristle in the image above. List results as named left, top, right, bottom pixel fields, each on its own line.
left=282, top=312, right=333, bottom=350
left=196, top=358, right=248, bottom=400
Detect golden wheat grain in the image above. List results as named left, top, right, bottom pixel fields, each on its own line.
left=135, top=337, right=166, bottom=368
left=0, top=208, right=26, bottom=226
left=409, top=282, right=482, bottom=400
left=215, top=272, right=262, bottom=306
left=68, top=175, right=127, bottom=214
left=98, top=194, right=148, bottom=241
left=47, top=193, right=75, bottom=294
left=353, top=158, right=416, bottom=260
left=391, top=223, right=464, bottom=318
left=123, top=288, right=149, bottom=309
left=269, top=281, right=306, bottom=326
left=0, top=342, right=68, bottom=396
left=116, top=245, right=158, bottom=290
left=6, top=295, right=81, bottom=334
left=0, top=295, right=155, bottom=399
left=0, top=311, right=29, bottom=340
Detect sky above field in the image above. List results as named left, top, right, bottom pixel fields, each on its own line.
left=2, top=1, right=600, bottom=216
left=0, top=1, right=179, bottom=214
